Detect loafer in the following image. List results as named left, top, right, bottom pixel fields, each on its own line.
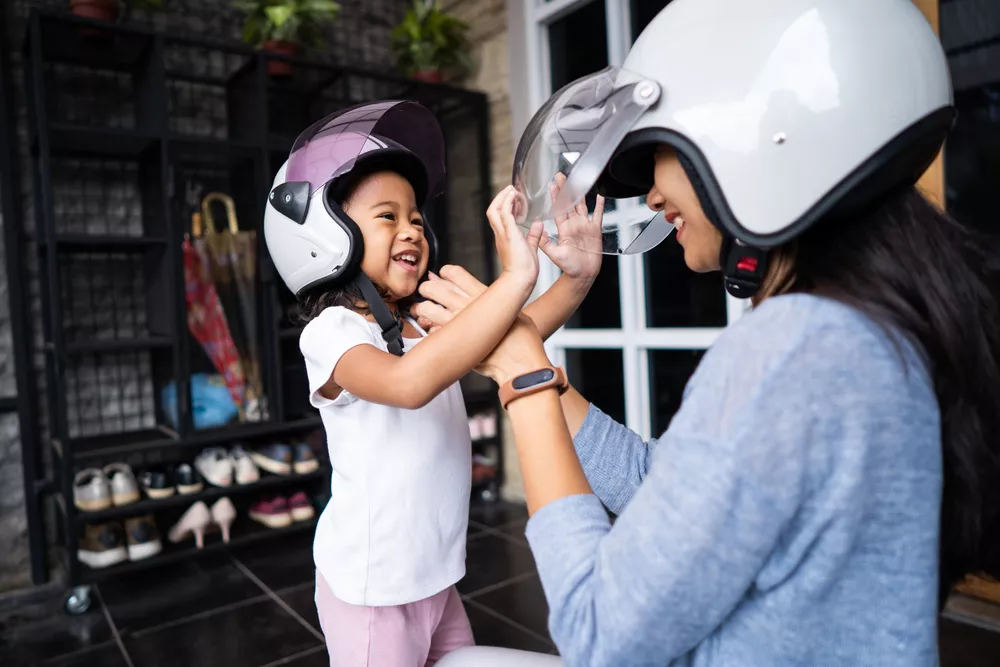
left=139, top=466, right=174, bottom=499
left=74, top=468, right=112, bottom=512
left=249, top=496, right=292, bottom=528
left=125, top=515, right=162, bottom=561
left=104, top=463, right=140, bottom=506
left=251, top=444, right=293, bottom=476
left=174, top=462, right=203, bottom=495
left=230, top=445, right=260, bottom=484
left=293, top=443, right=319, bottom=474
left=288, top=491, right=314, bottom=522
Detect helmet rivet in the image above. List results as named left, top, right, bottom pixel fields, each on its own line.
left=639, top=84, right=654, bottom=99
left=773, top=132, right=787, bottom=145
left=310, top=250, right=317, bottom=258
left=284, top=194, right=292, bottom=203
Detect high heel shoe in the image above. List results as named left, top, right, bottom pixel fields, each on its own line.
left=168, top=501, right=211, bottom=549
left=210, top=497, right=237, bottom=543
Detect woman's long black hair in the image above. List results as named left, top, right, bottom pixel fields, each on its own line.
left=772, top=186, right=1000, bottom=605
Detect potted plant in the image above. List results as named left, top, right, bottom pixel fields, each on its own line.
left=236, top=0, right=340, bottom=77
left=391, top=0, right=470, bottom=83
left=70, top=0, right=162, bottom=22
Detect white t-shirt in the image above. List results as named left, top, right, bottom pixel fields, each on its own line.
left=300, top=306, right=471, bottom=607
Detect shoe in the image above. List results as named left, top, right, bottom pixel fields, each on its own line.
left=78, top=522, right=128, bottom=569
left=104, top=463, right=140, bottom=506
left=292, top=443, right=319, bottom=474
left=74, top=469, right=111, bottom=512
left=251, top=444, right=293, bottom=476
left=174, top=462, right=203, bottom=494
left=124, top=515, right=162, bottom=561
left=168, top=501, right=212, bottom=549
left=195, top=448, right=233, bottom=487
left=249, top=496, right=293, bottom=528
left=139, top=466, right=175, bottom=499
left=472, top=454, right=497, bottom=485
left=288, top=492, right=314, bottom=522
left=230, top=445, right=260, bottom=484
left=210, top=497, right=237, bottom=543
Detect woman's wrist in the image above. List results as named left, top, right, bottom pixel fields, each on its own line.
left=487, top=336, right=551, bottom=386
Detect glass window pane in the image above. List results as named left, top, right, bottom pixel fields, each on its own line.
left=648, top=349, right=705, bottom=435
left=630, top=0, right=672, bottom=42
left=548, top=0, right=608, bottom=91
left=565, top=348, right=626, bottom=425
left=942, top=1, right=1000, bottom=256
left=644, top=235, right=728, bottom=327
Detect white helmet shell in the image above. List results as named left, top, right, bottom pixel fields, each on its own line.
left=512, top=0, right=954, bottom=252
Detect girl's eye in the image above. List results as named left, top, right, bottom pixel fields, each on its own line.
left=411, top=218, right=424, bottom=227
left=378, top=212, right=396, bottom=221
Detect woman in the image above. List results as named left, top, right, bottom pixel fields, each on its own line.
left=426, top=0, right=1000, bottom=665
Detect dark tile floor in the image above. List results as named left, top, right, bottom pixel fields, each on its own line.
left=2, top=501, right=999, bottom=666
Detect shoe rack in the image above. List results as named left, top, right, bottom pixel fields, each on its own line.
left=18, top=8, right=499, bottom=610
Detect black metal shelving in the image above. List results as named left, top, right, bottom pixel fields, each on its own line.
left=19, top=8, right=503, bottom=597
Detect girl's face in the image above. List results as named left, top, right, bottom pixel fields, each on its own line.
left=646, top=147, right=723, bottom=273
left=343, top=171, right=429, bottom=302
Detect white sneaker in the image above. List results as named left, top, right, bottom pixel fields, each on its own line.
left=195, top=448, right=233, bottom=487
left=230, top=445, right=259, bottom=485
left=74, top=469, right=111, bottom=512
left=103, top=463, right=140, bottom=506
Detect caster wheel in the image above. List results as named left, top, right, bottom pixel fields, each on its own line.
left=64, top=586, right=92, bottom=615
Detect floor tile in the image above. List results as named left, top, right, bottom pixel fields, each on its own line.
left=42, top=642, right=129, bottom=667
left=464, top=601, right=554, bottom=653
left=492, top=519, right=529, bottom=546
left=124, top=597, right=320, bottom=667
left=458, top=534, right=538, bottom=596
left=469, top=501, right=529, bottom=529
left=940, top=617, right=1000, bottom=667
left=0, top=591, right=112, bottom=665
left=233, top=532, right=316, bottom=591
left=470, top=574, right=550, bottom=643
left=277, top=583, right=322, bottom=636
left=263, top=645, right=330, bottom=667
left=100, top=553, right=263, bottom=635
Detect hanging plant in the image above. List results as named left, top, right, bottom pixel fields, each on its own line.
left=70, top=0, right=162, bottom=23
left=391, top=0, right=470, bottom=83
left=235, top=0, right=341, bottom=76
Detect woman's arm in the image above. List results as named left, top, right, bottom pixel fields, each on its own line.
left=523, top=274, right=595, bottom=341
left=329, top=187, right=543, bottom=410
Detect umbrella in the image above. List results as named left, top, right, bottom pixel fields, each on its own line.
left=200, top=193, right=266, bottom=421
left=183, top=211, right=248, bottom=422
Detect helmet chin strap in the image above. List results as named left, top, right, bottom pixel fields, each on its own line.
left=720, top=236, right=769, bottom=300
left=353, top=273, right=405, bottom=356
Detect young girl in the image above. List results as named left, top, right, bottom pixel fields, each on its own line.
left=263, top=101, right=604, bottom=666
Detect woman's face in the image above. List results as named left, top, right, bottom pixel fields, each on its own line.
left=343, top=171, right=429, bottom=302
left=646, top=147, right=723, bottom=273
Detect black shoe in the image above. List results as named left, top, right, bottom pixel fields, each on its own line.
left=139, top=466, right=174, bottom=500
left=174, top=463, right=203, bottom=495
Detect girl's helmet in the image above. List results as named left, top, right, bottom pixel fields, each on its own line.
left=264, top=100, right=445, bottom=354
left=512, top=0, right=954, bottom=297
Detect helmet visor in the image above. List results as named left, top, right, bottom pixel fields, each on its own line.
left=512, top=66, right=670, bottom=255
left=286, top=100, right=446, bottom=203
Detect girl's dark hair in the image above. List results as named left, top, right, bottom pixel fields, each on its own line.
left=294, top=281, right=416, bottom=325
left=763, top=186, right=1000, bottom=606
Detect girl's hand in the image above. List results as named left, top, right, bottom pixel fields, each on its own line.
left=539, top=173, right=604, bottom=282
left=489, top=186, right=543, bottom=290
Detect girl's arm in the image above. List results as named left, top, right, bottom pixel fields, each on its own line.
left=326, top=187, right=543, bottom=410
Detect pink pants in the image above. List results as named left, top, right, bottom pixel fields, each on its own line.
left=315, top=573, right=475, bottom=667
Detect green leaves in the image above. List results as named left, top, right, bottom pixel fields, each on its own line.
left=234, top=0, right=340, bottom=48
left=391, top=0, right=469, bottom=77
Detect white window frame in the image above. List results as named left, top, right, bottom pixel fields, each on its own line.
left=508, top=0, right=749, bottom=440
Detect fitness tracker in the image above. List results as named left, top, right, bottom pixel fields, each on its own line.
left=498, top=366, right=569, bottom=410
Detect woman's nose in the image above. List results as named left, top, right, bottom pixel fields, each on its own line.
left=646, top=186, right=666, bottom=212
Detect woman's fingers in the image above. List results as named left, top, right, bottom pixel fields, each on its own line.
left=410, top=300, right=454, bottom=329
left=439, top=265, right=488, bottom=297
left=418, top=279, right=470, bottom=311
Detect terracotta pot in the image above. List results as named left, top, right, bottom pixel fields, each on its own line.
left=411, top=69, right=443, bottom=84
left=261, top=40, right=299, bottom=77
left=70, top=0, right=119, bottom=22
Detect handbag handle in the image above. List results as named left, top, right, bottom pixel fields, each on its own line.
left=201, top=192, right=240, bottom=235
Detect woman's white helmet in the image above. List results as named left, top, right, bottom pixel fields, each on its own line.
left=512, top=0, right=954, bottom=295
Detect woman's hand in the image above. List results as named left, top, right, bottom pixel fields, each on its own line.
left=538, top=173, right=604, bottom=282
left=414, top=267, right=549, bottom=383
left=489, top=186, right=544, bottom=291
